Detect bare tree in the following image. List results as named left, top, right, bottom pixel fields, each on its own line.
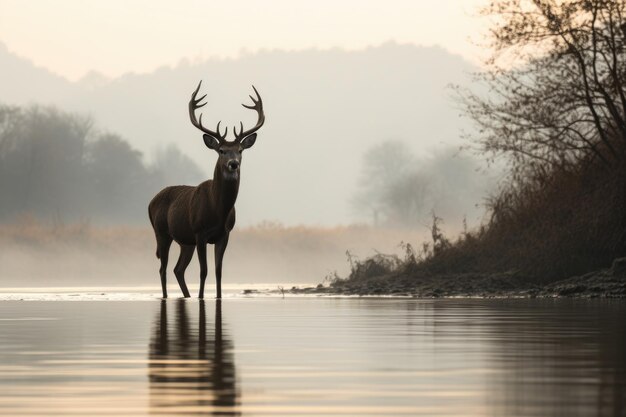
left=352, top=140, right=417, bottom=226
left=352, top=141, right=492, bottom=228
left=458, top=0, right=626, bottom=173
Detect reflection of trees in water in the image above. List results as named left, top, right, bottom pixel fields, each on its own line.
left=149, top=300, right=239, bottom=415
left=468, top=300, right=626, bottom=417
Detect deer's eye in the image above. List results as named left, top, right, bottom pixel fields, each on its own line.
left=219, top=149, right=225, bottom=155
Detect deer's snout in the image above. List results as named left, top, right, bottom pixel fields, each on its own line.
left=227, top=160, right=240, bottom=171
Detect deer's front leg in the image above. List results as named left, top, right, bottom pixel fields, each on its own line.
left=214, top=233, right=230, bottom=300
left=196, top=236, right=208, bottom=299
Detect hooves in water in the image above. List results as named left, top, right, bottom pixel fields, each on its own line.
left=159, top=294, right=220, bottom=299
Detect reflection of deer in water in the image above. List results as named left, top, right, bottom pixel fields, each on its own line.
left=148, top=82, right=265, bottom=299
left=149, top=300, right=239, bottom=415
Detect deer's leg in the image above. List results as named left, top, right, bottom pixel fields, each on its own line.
left=214, top=233, right=230, bottom=300
left=196, top=238, right=208, bottom=299
left=157, top=237, right=172, bottom=298
left=173, top=245, right=193, bottom=298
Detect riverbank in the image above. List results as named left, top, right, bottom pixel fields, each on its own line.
left=292, top=257, right=626, bottom=298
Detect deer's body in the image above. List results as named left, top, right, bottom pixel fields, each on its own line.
left=150, top=178, right=237, bottom=246
left=148, top=82, right=264, bottom=299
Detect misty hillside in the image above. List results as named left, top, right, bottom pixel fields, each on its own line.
left=0, top=41, right=479, bottom=225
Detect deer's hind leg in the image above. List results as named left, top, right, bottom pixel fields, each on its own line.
left=173, top=244, right=193, bottom=298
left=157, top=237, right=173, bottom=298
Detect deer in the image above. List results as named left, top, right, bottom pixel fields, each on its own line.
left=148, top=81, right=265, bottom=299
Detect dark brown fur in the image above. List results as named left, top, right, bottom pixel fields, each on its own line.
left=149, top=164, right=239, bottom=299
left=148, top=82, right=263, bottom=299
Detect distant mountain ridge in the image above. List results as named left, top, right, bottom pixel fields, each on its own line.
left=0, top=41, right=479, bottom=225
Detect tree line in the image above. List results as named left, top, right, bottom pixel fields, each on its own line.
left=0, top=104, right=205, bottom=224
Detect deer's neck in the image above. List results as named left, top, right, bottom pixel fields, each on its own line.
left=212, top=166, right=240, bottom=214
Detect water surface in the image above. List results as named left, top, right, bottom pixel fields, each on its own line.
left=0, top=296, right=624, bottom=416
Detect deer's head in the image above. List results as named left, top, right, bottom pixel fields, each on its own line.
left=189, top=81, right=265, bottom=181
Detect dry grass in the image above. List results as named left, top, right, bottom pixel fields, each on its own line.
left=0, top=217, right=427, bottom=287
left=328, top=132, right=626, bottom=294
left=338, top=151, right=626, bottom=286
left=455, top=155, right=626, bottom=281
left=0, top=214, right=148, bottom=248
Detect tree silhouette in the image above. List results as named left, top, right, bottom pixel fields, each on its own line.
left=0, top=104, right=203, bottom=223
left=459, top=0, right=626, bottom=174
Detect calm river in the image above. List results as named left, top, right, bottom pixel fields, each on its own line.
left=0, top=295, right=624, bottom=416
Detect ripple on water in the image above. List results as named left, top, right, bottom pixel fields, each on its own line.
left=0, top=297, right=623, bottom=416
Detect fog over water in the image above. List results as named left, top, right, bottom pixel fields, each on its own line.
left=0, top=39, right=500, bottom=288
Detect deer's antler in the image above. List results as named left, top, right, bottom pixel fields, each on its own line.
left=233, top=85, right=265, bottom=142
left=189, top=80, right=228, bottom=141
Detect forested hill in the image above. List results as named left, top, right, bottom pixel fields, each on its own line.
left=0, top=41, right=478, bottom=225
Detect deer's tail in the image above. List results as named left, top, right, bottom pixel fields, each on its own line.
left=148, top=207, right=160, bottom=259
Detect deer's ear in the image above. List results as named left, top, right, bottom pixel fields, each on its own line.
left=240, top=133, right=257, bottom=150
left=203, top=134, right=220, bottom=150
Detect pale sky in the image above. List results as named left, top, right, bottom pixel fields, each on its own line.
left=0, top=0, right=488, bottom=81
